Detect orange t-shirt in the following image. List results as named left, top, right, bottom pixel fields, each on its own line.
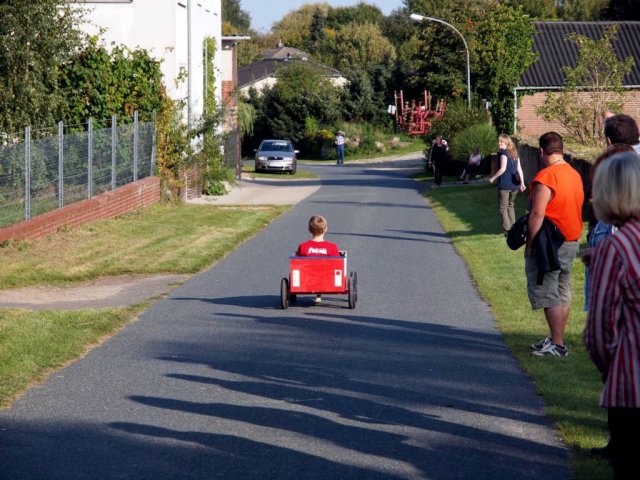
left=530, top=163, right=584, bottom=241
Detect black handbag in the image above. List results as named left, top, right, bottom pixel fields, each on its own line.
left=506, top=214, right=528, bottom=250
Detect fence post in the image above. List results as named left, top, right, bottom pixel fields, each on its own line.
left=58, top=121, right=64, bottom=209
left=133, top=110, right=139, bottom=181
left=25, top=126, right=31, bottom=221
left=111, top=114, right=117, bottom=190
left=151, top=110, right=157, bottom=176
left=88, top=117, right=93, bottom=199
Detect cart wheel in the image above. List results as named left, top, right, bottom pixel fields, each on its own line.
left=350, top=272, right=358, bottom=302
left=348, top=276, right=356, bottom=309
left=280, top=277, right=289, bottom=309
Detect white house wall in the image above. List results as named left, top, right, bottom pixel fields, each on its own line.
left=75, top=0, right=221, bottom=123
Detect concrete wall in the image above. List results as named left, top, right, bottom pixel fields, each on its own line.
left=0, top=177, right=161, bottom=242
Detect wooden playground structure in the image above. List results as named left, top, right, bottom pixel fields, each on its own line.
left=392, top=90, right=446, bottom=136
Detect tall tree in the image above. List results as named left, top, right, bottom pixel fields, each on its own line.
left=474, top=4, right=537, bottom=134
left=559, top=0, right=609, bottom=20
left=222, top=0, right=251, bottom=34
left=0, top=0, right=84, bottom=134
left=537, top=25, right=634, bottom=146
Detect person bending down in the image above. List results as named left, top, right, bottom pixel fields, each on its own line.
left=296, top=215, right=340, bottom=303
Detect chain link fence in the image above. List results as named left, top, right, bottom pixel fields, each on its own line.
left=0, top=112, right=156, bottom=228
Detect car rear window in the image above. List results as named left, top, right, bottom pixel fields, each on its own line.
left=261, top=141, right=292, bottom=152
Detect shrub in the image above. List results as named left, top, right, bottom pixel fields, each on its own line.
left=450, top=123, right=498, bottom=162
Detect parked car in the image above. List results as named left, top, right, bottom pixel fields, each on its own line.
left=254, top=139, right=298, bottom=174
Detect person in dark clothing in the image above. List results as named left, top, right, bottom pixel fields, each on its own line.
left=430, top=136, right=448, bottom=186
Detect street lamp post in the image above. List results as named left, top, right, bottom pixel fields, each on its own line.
left=410, top=13, right=471, bottom=109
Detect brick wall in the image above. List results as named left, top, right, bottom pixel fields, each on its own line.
left=222, top=80, right=235, bottom=108
left=517, top=90, right=640, bottom=138
left=0, top=176, right=161, bottom=243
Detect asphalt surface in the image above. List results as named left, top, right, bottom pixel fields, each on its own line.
left=0, top=155, right=569, bottom=480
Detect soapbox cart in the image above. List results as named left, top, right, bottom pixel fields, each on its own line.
left=280, top=252, right=357, bottom=309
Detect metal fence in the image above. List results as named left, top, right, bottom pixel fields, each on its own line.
left=0, top=112, right=156, bottom=228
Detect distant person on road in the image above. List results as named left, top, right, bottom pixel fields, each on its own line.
left=489, top=134, right=526, bottom=234
left=335, top=131, right=346, bottom=165
left=527, top=132, right=584, bottom=358
left=459, top=146, right=482, bottom=184
left=296, top=215, right=340, bottom=304
left=430, top=135, right=448, bottom=186
left=583, top=151, right=640, bottom=480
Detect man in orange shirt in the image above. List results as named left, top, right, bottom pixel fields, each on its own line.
left=526, top=132, right=584, bottom=357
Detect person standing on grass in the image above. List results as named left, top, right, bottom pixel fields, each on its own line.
left=430, top=135, right=448, bottom=186
left=489, top=134, right=526, bottom=234
left=527, top=132, right=584, bottom=358
left=583, top=151, right=640, bottom=480
left=604, top=113, right=640, bottom=155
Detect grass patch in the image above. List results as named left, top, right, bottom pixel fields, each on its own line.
left=0, top=203, right=288, bottom=288
left=0, top=306, right=141, bottom=408
left=426, top=184, right=612, bottom=480
left=0, top=202, right=288, bottom=408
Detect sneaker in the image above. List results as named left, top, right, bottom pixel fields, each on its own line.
left=530, top=336, right=551, bottom=351
left=315, top=295, right=322, bottom=304
left=532, top=342, right=568, bottom=357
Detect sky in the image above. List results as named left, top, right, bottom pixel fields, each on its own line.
left=240, top=0, right=406, bottom=33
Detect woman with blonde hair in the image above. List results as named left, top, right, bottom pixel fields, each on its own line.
left=489, top=134, right=526, bottom=234
left=584, top=151, right=640, bottom=479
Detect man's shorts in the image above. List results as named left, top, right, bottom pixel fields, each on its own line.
left=525, top=241, right=579, bottom=309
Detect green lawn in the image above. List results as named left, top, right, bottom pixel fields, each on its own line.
left=0, top=203, right=288, bottom=407
left=425, top=183, right=611, bottom=480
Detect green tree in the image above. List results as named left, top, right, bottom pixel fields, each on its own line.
left=59, top=38, right=164, bottom=127
left=537, top=25, right=634, bottom=147
left=474, top=4, right=536, bottom=134
left=0, top=0, right=84, bottom=134
left=222, top=0, right=251, bottom=34
left=559, top=0, right=609, bottom=20
left=328, top=22, right=396, bottom=75
left=499, top=0, right=558, bottom=19
left=271, top=3, right=328, bottom=48
left=326, top=2, right=385, bottom=29
left=247, top=62, right=341, bottom=150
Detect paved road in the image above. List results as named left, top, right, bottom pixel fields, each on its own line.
left=0, top=158, right=569, bottom=479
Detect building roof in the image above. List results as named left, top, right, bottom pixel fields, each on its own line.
left=520, top=21, right=640, bottom=88
left=262, top=45, right=309, bottom=61
left=238, top=58, right=344, bottom=89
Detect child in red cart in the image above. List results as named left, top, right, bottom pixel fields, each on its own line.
left=296, top=215, right=340, bottom=303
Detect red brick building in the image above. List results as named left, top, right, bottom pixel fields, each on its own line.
left=515, top=21, right=640, bottom=138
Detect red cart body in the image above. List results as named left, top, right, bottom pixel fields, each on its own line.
left=289, top=256, right=347, bottom=294
left=280, top=252, right=357, bottom=309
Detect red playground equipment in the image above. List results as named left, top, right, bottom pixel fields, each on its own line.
left=281, top=252, right=357, bottom=309
left=392, top=90, right=446, bottom=136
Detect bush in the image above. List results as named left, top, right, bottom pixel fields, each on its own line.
left=426, top=99, right=491, bottom=145
left=450, top=123, right=498, bottom=162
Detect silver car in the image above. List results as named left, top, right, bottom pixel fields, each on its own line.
left=254, top=139, right=298, bottom=174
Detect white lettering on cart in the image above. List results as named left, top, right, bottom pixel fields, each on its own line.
left=292, top=270, right=300, bottom=287
left=334, top=270, right=342, bottom=287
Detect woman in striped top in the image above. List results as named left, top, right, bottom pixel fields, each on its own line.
left=584, top=150, right=640, bottom=479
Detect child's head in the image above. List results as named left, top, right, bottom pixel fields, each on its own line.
left=308, top=215, right=328, bottom=236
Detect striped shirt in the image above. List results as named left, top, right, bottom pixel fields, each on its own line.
left=584, top=218, right=640, bottom=407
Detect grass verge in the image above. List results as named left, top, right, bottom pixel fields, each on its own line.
left=425, top=183, right=611, bottom=480
left=0, top=202, right=288, bottom=407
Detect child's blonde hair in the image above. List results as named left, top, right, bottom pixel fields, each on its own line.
left=498, top=134, right=518, bottom=160
left=308, top=215, right=328, bottom=236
